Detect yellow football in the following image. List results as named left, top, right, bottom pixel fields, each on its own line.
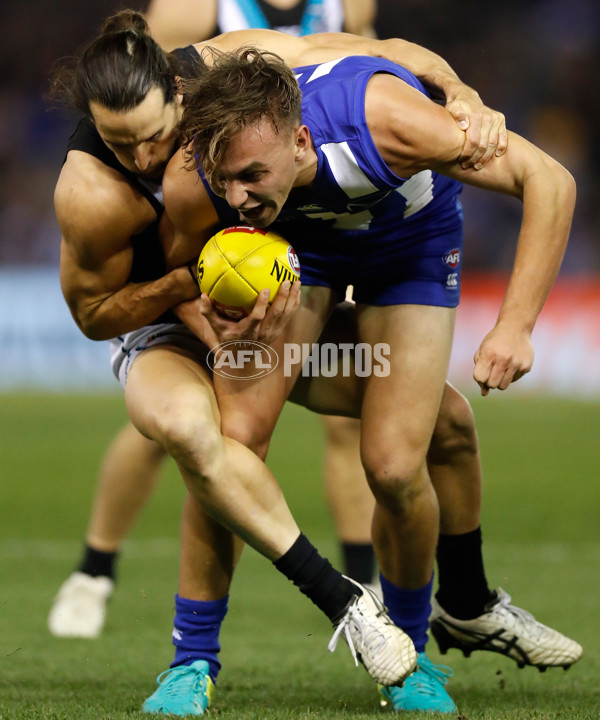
left=196, top=226, right=301, bottom=319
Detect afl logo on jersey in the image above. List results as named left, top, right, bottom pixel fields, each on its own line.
left=443, top=249, right=461, bottom=268
left=288, top=247, right=301, bottom=275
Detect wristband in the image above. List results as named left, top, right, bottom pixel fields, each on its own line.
left=187, top=262, right=198, bottom=284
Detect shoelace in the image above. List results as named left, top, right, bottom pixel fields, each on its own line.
left=155, top=666, right=208, bottom=698
left=328, top=596, right=387, bottom=667
left=493, top=590, right=546, bottom=640
left=329, top=615, right=359, bottom=666
left=412, top=656, right=453, bottom=694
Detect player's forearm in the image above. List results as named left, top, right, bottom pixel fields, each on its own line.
left=496, top=163, right=576, bottom=333
left=67, top=267, right=199, bottom=341
left=172, top=297, right=217, bottom=348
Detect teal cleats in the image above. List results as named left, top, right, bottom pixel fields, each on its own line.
left=142, top=659, right=214, bottom=716
left=379, top=653, right=456, bottom=713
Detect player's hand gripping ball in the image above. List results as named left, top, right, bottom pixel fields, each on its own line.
left=196, top=226, right=301, bottom=319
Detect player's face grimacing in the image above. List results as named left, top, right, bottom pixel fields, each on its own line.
left=90, top=87, right=183, bottom=178
left=210, top=119, right=302, bottom=228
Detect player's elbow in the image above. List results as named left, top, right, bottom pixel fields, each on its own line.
left=80, top=323, right=111, bottom=342
left=69, top=303, right=114, bottom=341
left=76, top=316, right=110, bottom=341
left=559, top=164, right=577, bottom=211
left=542, top=156, right=577, bottom=213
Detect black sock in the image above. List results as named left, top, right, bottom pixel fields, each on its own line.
left=274, top=533, right=358, bottom=622
left=435, top=527, right=495, bottom=620
left=78, top=544, right=118, bottom=580
left=341, top=542, right=376, bottom=585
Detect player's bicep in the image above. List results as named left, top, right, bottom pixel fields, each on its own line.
left=57, top=186, right=137, bottom=295
left=59, top=219, right=135, bottom=325
left=55, top=158, right=149, bottom=295
left=366, top=74, right=466, bottom=176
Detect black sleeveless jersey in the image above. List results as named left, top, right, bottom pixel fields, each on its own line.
left=66, top=117, right=169, bottom=289
left=64, top=45, right=209, bottom=326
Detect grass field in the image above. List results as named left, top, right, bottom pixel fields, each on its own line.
left=0, top=392, right=599, bottom=719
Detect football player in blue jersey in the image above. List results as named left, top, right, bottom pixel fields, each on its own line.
left=164, top=47, right=577, bottom=712
left=145, top=0, right=379, bottom=595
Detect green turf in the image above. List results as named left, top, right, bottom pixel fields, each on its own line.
left=0, top=392, right=598, bottom=719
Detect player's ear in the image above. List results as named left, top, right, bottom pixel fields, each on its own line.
left=174, top=76, right=184, bottom=105
left=294, top=125, right=310, bottom=161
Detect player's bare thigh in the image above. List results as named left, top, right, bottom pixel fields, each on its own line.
left=124, top=345, right=220, bottom=448
left=356, top=303, right=456, bottom=481
left=216, top=285, right=337, bottom=449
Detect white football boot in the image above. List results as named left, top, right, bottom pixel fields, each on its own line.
left=430, top=588, right=582, bottom=670
left=328, top=577, right=417, bottom=686
left=363, top=579, right=383, bottom=601
left=48, top=572, right=114, bottom=638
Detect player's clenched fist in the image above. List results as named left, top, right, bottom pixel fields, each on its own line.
left=473, top=324, right=534, bottom=396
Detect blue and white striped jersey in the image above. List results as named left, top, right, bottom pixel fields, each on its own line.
left=275, top=54, right=463, bottom=236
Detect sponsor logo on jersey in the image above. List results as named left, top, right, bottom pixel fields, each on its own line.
left=446, top=272, right=458, bottom=289
left=443, top=249, right=461, bottom=268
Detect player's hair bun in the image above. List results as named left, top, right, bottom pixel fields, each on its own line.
left=100, top=9, right=149, bottom=37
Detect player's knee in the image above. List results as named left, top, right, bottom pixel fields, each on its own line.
left=151, top=398, right=222, bottom=475
left=220, top=409, right=273, bottom=459
left=362, top=450, right=423, bottom=508
left=429, top=384, right=478, bottom=462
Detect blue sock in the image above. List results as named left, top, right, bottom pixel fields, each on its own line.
left=380, top=574, right=433, bottom=653
left=170, top=594, right=228, bottom=682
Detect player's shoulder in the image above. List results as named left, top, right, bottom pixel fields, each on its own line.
left=57, top=151, right=152, bottom=223
left=55, top=151, right=155, bottom=256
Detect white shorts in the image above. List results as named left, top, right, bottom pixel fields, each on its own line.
left=109, top=323, right=210, bottom=389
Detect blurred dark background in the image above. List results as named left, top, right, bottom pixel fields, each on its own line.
left=0, top=0, right=598, bottom=272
